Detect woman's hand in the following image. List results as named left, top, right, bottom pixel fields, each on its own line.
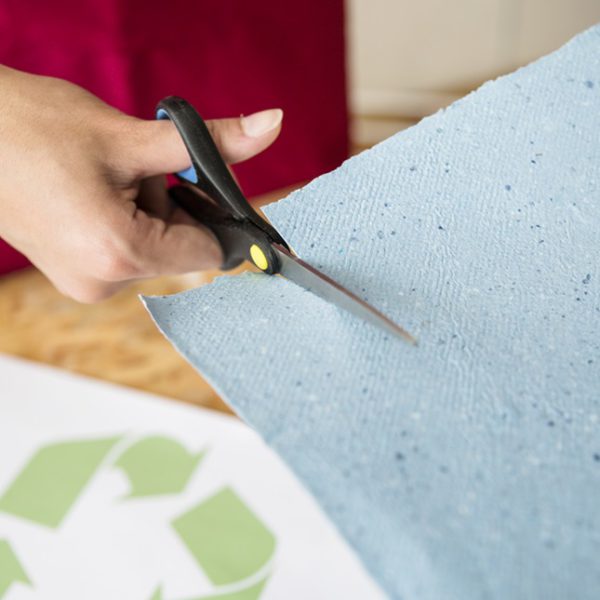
left=0, top=66, right=282, bottom=302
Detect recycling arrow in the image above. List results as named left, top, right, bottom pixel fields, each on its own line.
left=173, top=487, right=275, bottom=585
left=115, top=436, right=204, bottom=498
left=0, top=435, right=274, bottom=599
left=0, top=540, right=30, bottom=599
left=0, top=437, right=120, bottom=528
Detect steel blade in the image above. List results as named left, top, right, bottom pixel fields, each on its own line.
left=273, top=244, right=416, bottom=344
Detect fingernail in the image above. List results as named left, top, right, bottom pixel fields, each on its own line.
left=241, top=108, right=283, bottom=138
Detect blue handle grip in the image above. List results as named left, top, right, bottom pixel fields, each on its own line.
left=156, top=107, right=198, bottom=183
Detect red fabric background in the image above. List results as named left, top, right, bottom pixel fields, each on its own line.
left=0, top=1, right=348, bottom=274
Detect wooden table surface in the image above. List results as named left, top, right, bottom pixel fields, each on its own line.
left=0, top=186, right=298, bottom=414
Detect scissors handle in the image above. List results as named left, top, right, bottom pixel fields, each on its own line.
left=167, top=185, right=276, bottom=271
left=156, top=96, right=287, bottom=274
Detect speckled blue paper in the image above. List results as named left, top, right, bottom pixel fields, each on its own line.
left=144, top=27, right=600, bottom=600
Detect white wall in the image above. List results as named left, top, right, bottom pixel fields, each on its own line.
left=348, top=0, right=600, bottom=145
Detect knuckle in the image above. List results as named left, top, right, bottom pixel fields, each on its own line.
left=92, top=237, right=138, bottom=281
left=100, top=117, right=143, bottom=172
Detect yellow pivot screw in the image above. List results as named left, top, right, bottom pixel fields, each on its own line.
left=250, top=244, right=269, bottom=271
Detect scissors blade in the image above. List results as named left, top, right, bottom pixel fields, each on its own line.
left=272, top=244, right=416, bottom=345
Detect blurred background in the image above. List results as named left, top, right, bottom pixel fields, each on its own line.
left=348, top=0, right=600, bottom=149
left=1, top=0, right=599, bottom=410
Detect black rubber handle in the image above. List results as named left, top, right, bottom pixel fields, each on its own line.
left=156, top=96, right=287, bottom=248
left=168, top=186, right=280, bottom=273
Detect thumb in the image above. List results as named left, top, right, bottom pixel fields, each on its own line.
left=130, top=108, right=283, bottom=178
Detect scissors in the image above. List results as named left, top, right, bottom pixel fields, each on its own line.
left=156, top=96, right=415, bottom=344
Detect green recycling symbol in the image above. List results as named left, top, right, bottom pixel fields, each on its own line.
left=0, top=435, right=276, bottom=599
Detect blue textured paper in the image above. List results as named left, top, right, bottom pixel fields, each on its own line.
left=144, top=27, right=600, bottom=600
